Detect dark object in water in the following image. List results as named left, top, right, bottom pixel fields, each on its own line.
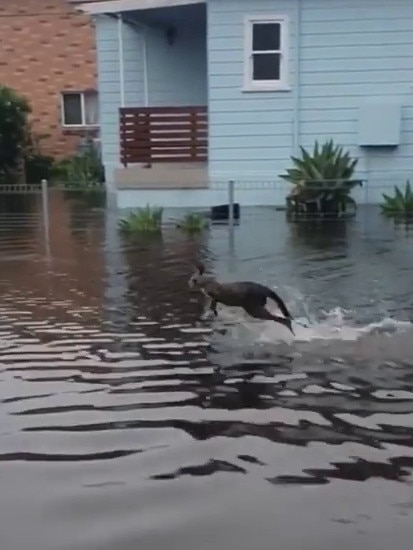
left=210, top=203, right=240, bottom=221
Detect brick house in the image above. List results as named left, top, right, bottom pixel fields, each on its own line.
left=0, top=0, right=102, bottom=158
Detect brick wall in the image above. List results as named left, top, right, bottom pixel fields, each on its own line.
left=0, top=0, right=98, bottom=158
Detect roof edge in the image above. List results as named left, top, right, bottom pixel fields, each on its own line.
left=76, top=0, right=205, bottom=15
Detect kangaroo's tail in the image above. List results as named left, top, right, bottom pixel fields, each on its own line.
left=266, top=289, right=293, bottom=320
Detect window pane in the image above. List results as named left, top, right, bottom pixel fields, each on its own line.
left=63, top=94, right=82, bottom=125
left=84, top=92, right=98, bottom=125
left=252, top=53, right=280, bottom=81
left=252, top=23, right=280, bottom=51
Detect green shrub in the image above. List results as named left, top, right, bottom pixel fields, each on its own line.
left=176, top=212, right=208, bottom=234
left=381, top=180, right=413, bottom=220
left=280, top=139, right=362, bottom=216
left=54, top=142, right=105, bottom=189
left=0, top=85, right=31, bottom=184
left=23, top=130, right=55, bottom=183
left=118, top=205, right=163, bottom=235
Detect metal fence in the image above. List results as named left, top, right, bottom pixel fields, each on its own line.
left=0, top=176, right=411, bottom=233
left=0, top=181, right=108, bottom=256
left=209, top=176, right=410, bottom=212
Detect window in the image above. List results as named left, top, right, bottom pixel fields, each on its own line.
left=244, top=16, right=289, bottom=91
left=61, top=91, right=98, bottom=127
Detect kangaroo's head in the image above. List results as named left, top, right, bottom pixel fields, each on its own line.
left=188, top=262, right=211, bottom=291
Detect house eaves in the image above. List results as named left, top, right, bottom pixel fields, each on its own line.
left=70, top=0, right=205, bottom=14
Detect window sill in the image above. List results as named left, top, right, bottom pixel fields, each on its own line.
left=242, top=85, right=292, bottom=93
left=62, top=125, right=99, bottom=133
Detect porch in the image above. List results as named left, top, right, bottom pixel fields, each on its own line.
left=85, top=0, right=208, bottom=191
left=115, top=104, right=208, bottom=189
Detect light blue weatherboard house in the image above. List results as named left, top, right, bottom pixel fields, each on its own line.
left=80, top=0, right=413, bottom=209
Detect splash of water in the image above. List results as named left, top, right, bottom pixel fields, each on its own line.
left=209, top=304, right=412, bottom=346
left=291, top=308, right=411, bottom=343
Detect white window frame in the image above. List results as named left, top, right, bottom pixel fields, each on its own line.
left=243, top=15, right=290, bottom=92
left=61, top=91, right=98, bottom=127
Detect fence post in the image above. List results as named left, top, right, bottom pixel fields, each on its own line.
left=227, top=180, right=235, bottom=266
left=41, top=179, right=50, bottom=257
left=228, top=179, right=235, bottom=228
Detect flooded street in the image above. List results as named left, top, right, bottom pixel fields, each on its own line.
left=1, top=193, right=413, bottom=550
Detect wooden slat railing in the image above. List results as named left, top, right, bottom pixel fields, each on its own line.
left=120, top=106, right=208, bottom=166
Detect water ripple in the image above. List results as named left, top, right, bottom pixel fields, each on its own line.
left=1, top=202, right=413, bottom=550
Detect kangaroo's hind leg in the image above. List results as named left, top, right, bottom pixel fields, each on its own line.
left=205, top=296, right=218, bottom=316
left=243, top=305, right=295, bottom=334
left=210, top=299, right=218, bottom=316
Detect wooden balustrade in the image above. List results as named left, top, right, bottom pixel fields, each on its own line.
left=120, top=105, right=207, bottom=166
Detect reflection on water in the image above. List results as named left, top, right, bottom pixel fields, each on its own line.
left=1, top=196, right=413, bottom=550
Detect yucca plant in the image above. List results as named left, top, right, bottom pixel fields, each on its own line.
left=280, top=139, right=361, bottom=216
left=381, top=180, right=413, bottom=220
left=118, top=205, right=163, bottom=235
left=176, top=212, right=208, bottom=234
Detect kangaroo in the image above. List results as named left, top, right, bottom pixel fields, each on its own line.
left=188, top=262, right=294, bottom=334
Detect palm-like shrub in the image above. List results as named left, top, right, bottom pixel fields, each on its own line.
left=280, top=139, right=362, bottom=217
left=118, top=205, right=163, bottom=236
left=176, top=212, right=208, bottom=234
left=381, top=181, right=413, bottom=220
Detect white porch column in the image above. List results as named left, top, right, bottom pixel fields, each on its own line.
left=142, top=29, right=149, bottom=107
left=117, top=13, right=125, bottom=107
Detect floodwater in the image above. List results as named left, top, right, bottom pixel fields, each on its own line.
left=1, top=192, right=413, bottom=550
